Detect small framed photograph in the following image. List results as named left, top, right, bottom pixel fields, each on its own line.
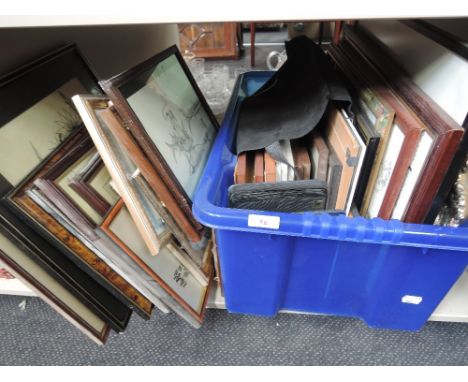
left=99, top=45, right=218, bottom=242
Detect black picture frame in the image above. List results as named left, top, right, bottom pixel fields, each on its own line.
left=0, top=44, right=132, bottom=332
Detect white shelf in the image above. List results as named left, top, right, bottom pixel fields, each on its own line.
left=0, top=278, right=36, bottom=297
left=0, top=1, right=468, bottom=27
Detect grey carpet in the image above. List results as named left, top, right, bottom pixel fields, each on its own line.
left=1, top=294, right=468, bottom=366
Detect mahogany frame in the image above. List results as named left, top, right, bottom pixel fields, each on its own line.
left=99, top=45, right=219, bottom=243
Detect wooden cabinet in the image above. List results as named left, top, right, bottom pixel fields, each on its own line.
left=178, top=22, right=239, bottom=59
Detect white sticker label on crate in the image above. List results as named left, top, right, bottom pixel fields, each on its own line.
left=401, top=295, right=423, bottom=305
left=248, top=214, right=280, bottom=230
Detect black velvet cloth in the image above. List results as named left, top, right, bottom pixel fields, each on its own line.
left=235, top=36, right=352, bottom=155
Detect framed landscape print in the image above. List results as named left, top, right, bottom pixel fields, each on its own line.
left=99, top=45, right=219, bottom=243
left=0, top=44, right=134, bottom=333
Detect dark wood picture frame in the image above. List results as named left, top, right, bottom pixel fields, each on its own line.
left=0, top=44, right=133, bottom=332
left=7, top=127, right=153, bottom=321
left=31, top=128, right=101, bottom=239
left=343, top=25, right=464, bottom=223
left=331, top=42, right=425, bottom=220
left=69, top=152, right=116, bottom=217
left=398, top=20, right=468, bottom=224
left=0, top=238, right=110, bottom=345
left=99, top=45, right=219, bottom=243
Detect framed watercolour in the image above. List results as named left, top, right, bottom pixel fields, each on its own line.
left=73, top=95, right=212, bottom=273
left=0, top=44, right=134, bottom=333
left=101, top=200, right=212, bottom=327
left=6, top=127, right=153, bottom=322
left=99, top=45, right=219, bottom=243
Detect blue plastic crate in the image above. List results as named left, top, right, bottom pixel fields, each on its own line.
left=193, top=71, right=468, bottom=330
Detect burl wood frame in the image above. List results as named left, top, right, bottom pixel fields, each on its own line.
left=7, top=127, right=153, bottom=323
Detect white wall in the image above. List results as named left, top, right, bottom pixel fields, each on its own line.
left=359, top=20, right=468, bottom=125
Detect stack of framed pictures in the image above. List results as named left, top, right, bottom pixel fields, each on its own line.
left=0, top=43, right=218, bottom=343
left=327, top=31, right=464, bottom=222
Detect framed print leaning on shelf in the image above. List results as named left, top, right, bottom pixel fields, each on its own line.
left=101, top=200, right=212, bottom=327
left=99, top=45, right=219, bottom=243
left=74, top=96, right=170, bottom=256
left=6, top=127, right=153, bottom=322
left=0, top=232, right=110, bottom=345
left=73, top=95, right=212, bottom=273
left=25, top=183, right=171, bottom=316
left=0, top=44, right=134, bottom=333
left=69, top=152, right=119, bottom=218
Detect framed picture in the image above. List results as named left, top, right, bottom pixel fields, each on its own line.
left=73, top=95, right=212, bottom=273
left=99, top=45, right=219, bottom=242
left=69, top=153, right=119, bottom=217
left=101, top=200, right=212, bottom=327
left=24, top=180, right=171, bottom=316
left=0, top=44, right=133, bottom=333
left=322, top=105, right=365, bottom=214
left=328, top=45, right=396, bottom=218
left=31, top=129, right=102, bottom=238
left=336, top=40, right=438, bottom=221
left=0, top=232, right=110, bottom=345
left=6, top=126, right=153, bottom=322
left=343, top=25, right=465, bottom=223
